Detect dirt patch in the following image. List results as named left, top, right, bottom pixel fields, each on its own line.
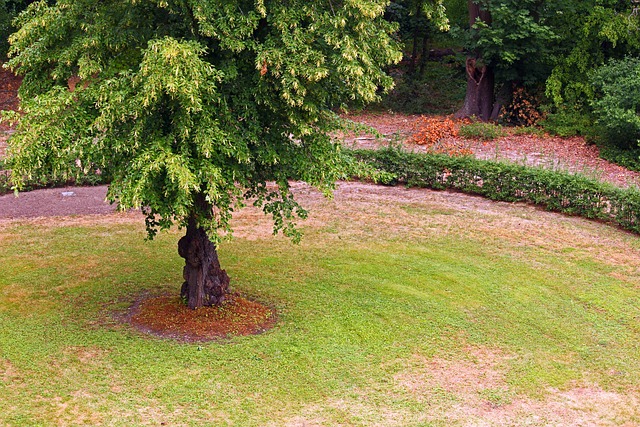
left=128, top=293, right=276, bottom=342
left=1, top=358, right=20, bottom=385
left=279, top=348, right=640, bottom=427
left=393, top=348, right=640, bottom=426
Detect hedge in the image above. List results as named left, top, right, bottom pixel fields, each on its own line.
left=347, top=146, right=640, bottom=235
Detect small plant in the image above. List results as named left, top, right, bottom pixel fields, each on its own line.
left=540, top=108, right=596, bottom=138
left=479, top=388, right=513, bottom=408
left=459, top=122, right=505, bottom=141
left=512, top=126, right=546, bottom=137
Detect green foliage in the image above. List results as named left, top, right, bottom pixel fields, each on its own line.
left=545, top=3, right=640, bottom=111
left=0, top=0, right=34, bottom=58
left=350, top=146, right=640, bottom=235
left=376, top=60, right=466, bottom=114
left=459, top=121, right=505, bottom=140
left=590, top=57, right=640, bottom=149
left=511, top=126, right=545, bottom=137
left=0, top=158, right=8, bottom=194
left=469, top=0, right=558, bottom=85
left=540, top=109, right=597, bottom=138
left=387, top=0, right=450, bottom=37
left=5, top=0, right=401, bottom=240
left=598, top=144, right=640, bottom=172
left=0, top=166, right=107, bottom=196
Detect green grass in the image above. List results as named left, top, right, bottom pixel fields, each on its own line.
left=1, top=193, right=640, bottom=425
left=459, top=122, right=506, bottom=141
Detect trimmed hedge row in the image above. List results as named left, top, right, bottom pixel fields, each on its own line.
left=348, top=147, right=640, bottom=235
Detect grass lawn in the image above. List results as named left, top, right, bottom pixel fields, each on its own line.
left=1, top=182, right=640, bottom=426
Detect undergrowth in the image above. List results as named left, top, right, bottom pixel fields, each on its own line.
left=598, top=144, right=640, bottom=173
left=374, top=61, right=466, bottom=115
left=459, top=122, right=505, bottom=141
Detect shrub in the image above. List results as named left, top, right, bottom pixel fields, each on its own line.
left=540, top=108, right=595, bottom=139
left=459, top=122, right=505, bottom=141
left=347, top=146, right=640, bottom=235
left=500, top=85, right=545, bottom=127
left=597, top=144, right=640, bottom=173
left=590, top=57, right=640, bottom=149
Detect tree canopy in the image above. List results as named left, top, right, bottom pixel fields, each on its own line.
left=4, top=0, right=402, bottom=308
left=6, top=0, right=401, bottom=242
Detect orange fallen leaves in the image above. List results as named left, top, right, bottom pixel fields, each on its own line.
left=412, top=116, right=473, bottom=156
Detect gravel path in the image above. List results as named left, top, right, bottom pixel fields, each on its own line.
left=0, top=185, right=116, bottom=219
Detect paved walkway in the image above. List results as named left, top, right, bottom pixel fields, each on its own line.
left=0, top=185, right=116, bottom=219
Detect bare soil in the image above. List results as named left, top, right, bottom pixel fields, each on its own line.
left=130, top=293, right=276, bottom=342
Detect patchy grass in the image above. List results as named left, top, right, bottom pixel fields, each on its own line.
left=459, top=122, right=506, bottom=141
left=1, top=182, right=640, bottom=426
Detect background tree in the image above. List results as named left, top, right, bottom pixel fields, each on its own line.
left=455, top=0, right=557, bottom=121
left=545, top=0, right=640, bottom=133
left=5, top=0, right=401, bottom=309
left=386, top=0, right=449, bottom=74
left=0, top=0, right=36, bottom=58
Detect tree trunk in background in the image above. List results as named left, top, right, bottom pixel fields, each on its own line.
left=418, top=29, right=429, bottom=75
left=178, top=211, right=230, bottom=309
left=409, top=0, right=423, bottom=74
left=455, top=0, right=496, bottom=121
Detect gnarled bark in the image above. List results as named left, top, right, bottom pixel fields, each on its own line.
left=455, top=0, right=497, bottom=122
left=455, top=57, right=495, bottom=121
left=178, top=217, right=230, bottom=309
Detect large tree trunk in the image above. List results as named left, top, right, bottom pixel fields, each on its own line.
left=178, top=216, right=230, bottom=309
left=455, top=0, right=496, bottom=121
left=455, top=58, right=495, bottom=121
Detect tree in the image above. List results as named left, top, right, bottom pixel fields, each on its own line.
left=5, top=0, right=401, bottom=309
left=546, top=1, right=640, bottom=112
left=455, top=0, right=494, bottom=121
left=455, top=0, right=556, bottom=121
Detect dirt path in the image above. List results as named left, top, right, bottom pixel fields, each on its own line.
left=0, top=185, right=116, bottom=219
